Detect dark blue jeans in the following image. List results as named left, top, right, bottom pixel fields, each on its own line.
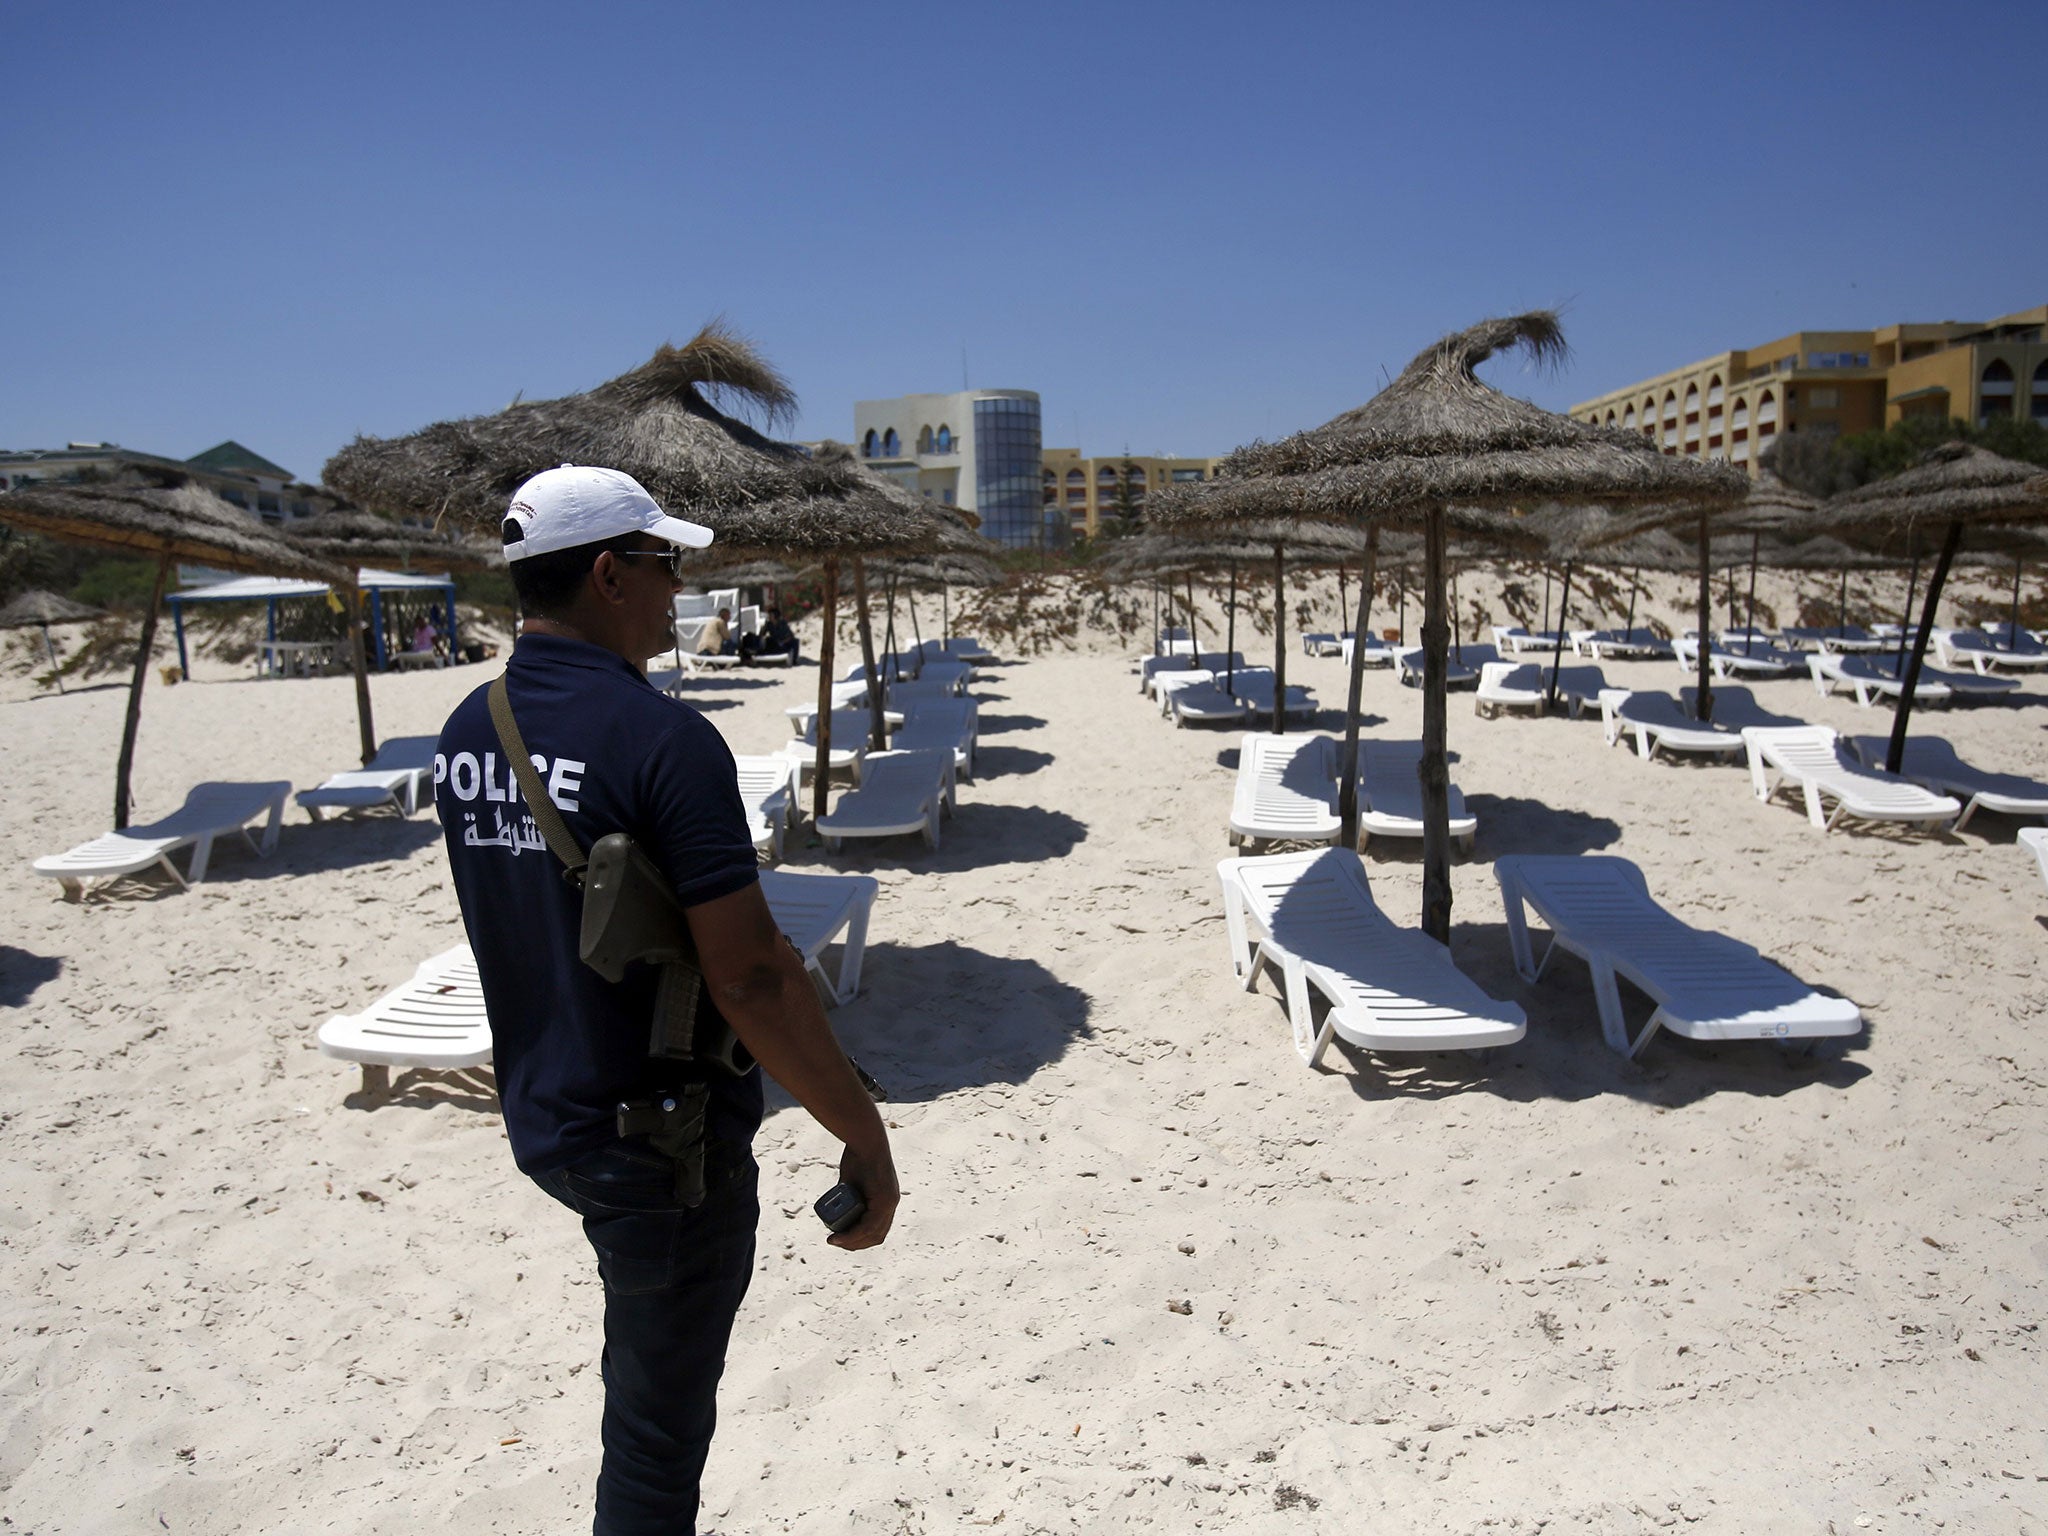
left=534, top=1139, right=759, bottom=1536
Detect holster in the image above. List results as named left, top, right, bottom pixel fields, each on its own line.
left=615, top=1084, right=711, bottom=1207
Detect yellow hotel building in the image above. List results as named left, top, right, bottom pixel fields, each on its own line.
left=1040, top=449, right=1225, bottom=539
left=1569, top=303, right=2048, bottom=472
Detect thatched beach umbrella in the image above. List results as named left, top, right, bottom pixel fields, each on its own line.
left=1157, top=313, right=1747, bottom=940
left=285, top=510, right=503, bottom=766
left=0, top=475, right=344, bottom=827
left=0, top=589, right=105, bottom=694
left=323, top=330, right=945, bottom=824
left=1820, top=443, right=2048, bottom=774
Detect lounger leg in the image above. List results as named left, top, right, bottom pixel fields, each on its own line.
left=832, top=901, right=873, bottom=1005
left=1282, top=963, right=1320, bottom=1064
left=1625, top=1006, right=1666, bottom=1061
left=1814, top=790, right=1837, bottom=830
left=186, top=835, right=215, bottom=884
left=1590, top=962, right=1634, bottom=1056
left=1499, top=888, right=1538, bottom=982
left=260, top=800, right=284, bottom=854
left=1304, top=1009, right=1338, bottom=1069
left=1951, top=800, right=1976, bottom=834
left=1636, top=728, right=1655, bottom=762
left=1221, top=889, right=1251, bottom=977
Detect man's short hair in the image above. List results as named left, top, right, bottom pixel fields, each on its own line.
left=510, top=533, right=647, bottom=617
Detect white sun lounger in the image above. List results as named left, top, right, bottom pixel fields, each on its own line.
left=1491, top=625, right=1567, bottom=656
left=1573, top=628, right=1672, bottom=661
left=1807, top=651, right=1954, bottom=708
left=1983, top=621, right=2048, bottom=648
left=1358, top=740, right=1476, bottom=849
left=784, top=709, right=880, bottom=790
left=1936, top=628, right=2048, bottom=674
left=757, top=868, right=883, bottom=1005
left=1230, top=674, right=1317, bottom=721
left=318, top=946, right=492, bottom=1095
left=1219, top=847, right=1525, bottom=1066
left=784, top=702, right=904, bottom=737
left=1677, top=685, right=1806, bottom=732
left=35, top=780, right=293, bottom=899
left=1301, top=631, right=1349, bottom=657
left=296, top=736, right=439, bottom=820
left=1781, top=624, right=1883, bottom=653
left=1844, top=736, right=2048, bottom=832
left=731, top=754, right=798, bottom=859
left=1742, top=725, right=1961, bottom=832
left=1496, top=855, right=1861, bottom=1059
left=2021, top=828, right=2048, bottom=893
left=1153, top=668, right=1215, bottom=715
left=935, top=636, right=995, bottom=664
left=887, top=677, right=969, bottom=710
left=891, top=698, right=978, bottom=778
left=1229, top=732, right=1341, bottom=849
left=1476, top=661, right=1547, bottom=718
left=816, top=749, right=954, bottom=853
left=1673, top=635, right=1804, bottom=680
left=1339, top=635, right=1397, bottom=667
left=1397, top=643, right=1497, bottom=688
left=1601, top=690, right=1746, bottom=761
left=1170, top=682, right=1250, bottom=727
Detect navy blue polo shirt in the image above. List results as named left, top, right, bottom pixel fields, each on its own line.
left=435, top=633, right=763, bottom=1176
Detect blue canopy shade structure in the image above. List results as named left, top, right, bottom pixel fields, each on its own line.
left=165, top=568, right=458, bottom=680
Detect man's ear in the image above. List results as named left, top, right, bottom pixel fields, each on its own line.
left=589, top=550, right=627, bottom=606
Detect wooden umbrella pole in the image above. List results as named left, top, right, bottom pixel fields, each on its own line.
left=1151, top=581, right=1160, bottom=657
left=1270, top=542, right=1287, bottom=735
left=1624, top=568, right=1640, bottom=637
left=114, top=550, right=174, bottom=830
left=1744, top=532, right=1761, bottom=654
left=878, top=572, right=897, bottom=673
left=349, top=573, right=377, bottom=766
left=2009, top=557, right=2024, bottom=645
left=1419, top=511, right=1454, bottom=944
left=812, top=560, right=838, bottom=824
left=1540, top=565, right=1551, bottom=636
left=1337, top=525, right=1377, bottom=848
left=1839, top=569, right=1849, bottom=635
left=1545, top=560, right=1573, bottom=713
left=1886, top=519, right=1962, bottom=776
left=42, top=623, right=63, bottom=694
left=1185, top=573, right=1200, bottom=662
left=1336, top=563, right=1348, bottom=637
left=851, top=558, right=888, bottom=753
left=906, top=583, right=922, bottom=658
left=1451, top=563, right=1464, bottom=665
left=1224, top=563, right=1238, bottom=686
left=1694, top=511, right=1715, bottom=725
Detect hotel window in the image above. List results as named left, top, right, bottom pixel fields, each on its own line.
left=862, top=430, right=879, bottom=458
left=1756, top=392, right=1777, bottom=426
left=919, top=426, right=935, bottom=454
left=1979, top=360, right=2016, bottom=424
left=1706, top=378, right=1724, bottom=408
left=2032, top=361, right=2048, bottom=421
left=1731, top=398, right=1749, bottom=430
left=1662, top=393, right=1678, bottom=422
left=1732, top=440, right=1751, bottom=463
left=934, top=425, right=953, bottom=453
left=1622, top=406, right=1636, bottom=429
left=1683, top=383, right=1699, bottom=416
left=882, top=429, right=900, bottom=457
left=1170, top=468, right=1204, bottom=482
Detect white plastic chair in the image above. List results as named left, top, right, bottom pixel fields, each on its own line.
left=297, top=736, right=439, bottom=820
left=1229, top=733, right=1340, bottom=849
left=35, top=781, right=292, bottom=899
left=1219, top=848, right=1525, bottom=1066
left=1742, top=725, right=1961, bottom=832
left=1496, top=855, right=1861, bottom=1058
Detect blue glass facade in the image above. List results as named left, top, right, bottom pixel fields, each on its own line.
left=973, top=396, right=1054, bottom=549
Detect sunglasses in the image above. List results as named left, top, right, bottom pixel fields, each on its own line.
left=614, top=546, right=686, bottom=578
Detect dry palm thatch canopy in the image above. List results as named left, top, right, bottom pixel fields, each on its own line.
left=324, top=321, right=868, bottom=531
left=1813, top=442, right=2048, bottom=774
left=0, top=474, right=347, bottom=829
left=0, top=477, right=346, bottom=583
left=0, top=588, right=104, bottom=627
left=282, top=508, right=503, bottom=573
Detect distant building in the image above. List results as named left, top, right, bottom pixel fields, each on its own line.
left=0, top=439, right=331, bottom=523
left=853, top=390, right=1051, bottom=548
left=1041, top=449, right=1225, bottom=539
left=1569, top=302, right=2048, bottom=473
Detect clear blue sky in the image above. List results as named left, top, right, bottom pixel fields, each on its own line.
left=4, top=0, right=2043, bottom=485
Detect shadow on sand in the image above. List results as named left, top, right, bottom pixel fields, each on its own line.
left=976, top=713, right=1047, bottom=735
left=344, top=1065, right=500, bottom=1115
left=0, top=946, right=63, bottom=1006
left=766, top=939, right=1092, bottom=1108
left=780, top=804, right=1086, bottom=873
left=975, top=744, right=1053, bottom=777
left=1460, top=796, right=1622, bottom=858
left=201, top=816, right=447, bottom=888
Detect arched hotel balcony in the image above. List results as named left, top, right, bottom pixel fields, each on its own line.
left=2034, top=360, right=2048, bottom=422
left=1980, top=360, right=2016, bottom=425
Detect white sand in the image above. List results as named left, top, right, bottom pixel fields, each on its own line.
left=2, top=573, right=2046, bottom=1534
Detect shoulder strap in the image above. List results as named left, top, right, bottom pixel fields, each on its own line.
left=488, top=673, right=588, bottom=886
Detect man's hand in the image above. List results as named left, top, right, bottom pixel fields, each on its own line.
left=829, top=1140, right=900, bottom=1251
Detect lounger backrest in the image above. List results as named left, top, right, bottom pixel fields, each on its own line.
left=367, top=736, right=439, bottom=772
left=1745, top=725, right=1846, bottom=774
left=147, top=781, right=292, bottom=837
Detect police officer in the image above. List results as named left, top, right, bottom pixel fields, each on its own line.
left=435, top=463, right=898, bottom=1535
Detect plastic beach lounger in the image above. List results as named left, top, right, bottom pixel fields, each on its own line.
left=1229, top=732, right=1340, bottom=849
left=816, top=749, right=954, bottom=853
left=757, top=868, right=881, bottom=1005
left=2021, top=828, right=2048, bottom=893
left=1170, top=682, right=1250, bottom=727
left=1576, top=628, right=1672, bottom=661
left=891, top=699, right=978, bottom=778
left=1845, top=736, right=2048, bottom=832
left=1398, top=644, right=1496, bottom=688
left=1476, top=662, right=1547, bottom=718
left=783, top=710, right=878, bottom=789
left=1807, top=652, right=1952, bottom=709
left=1673, top=636, right=1803, bottom=680
left=732, top=754, right=798, bottom=859
left=1742, top=725, right=1960, bottom=832
left=1339, top=636, right=1396, bottom=668
left=1937, top=628, right=2048, bottom=674
left=296, top=736, right=439, bottom=820
left=1151, top=669, right=1215, bottom=714
left=1229, top=675, right=1317, bottom=721
left=1490, top=625, right=1566, bottom=655
left=1219, top=847, right=1524, bottom=1066
left=1358, top=741, right=1476, bottom=849
left=319, top=946, right=491, bottom=1095
left=1601, top=690, right=1745, bottom=762
left=1495, top=855, right=1861, bottom=1059
left=34, top=780, right=292, bottom=899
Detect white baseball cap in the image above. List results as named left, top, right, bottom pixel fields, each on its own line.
left=501, top=463, right=714, bottom=561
